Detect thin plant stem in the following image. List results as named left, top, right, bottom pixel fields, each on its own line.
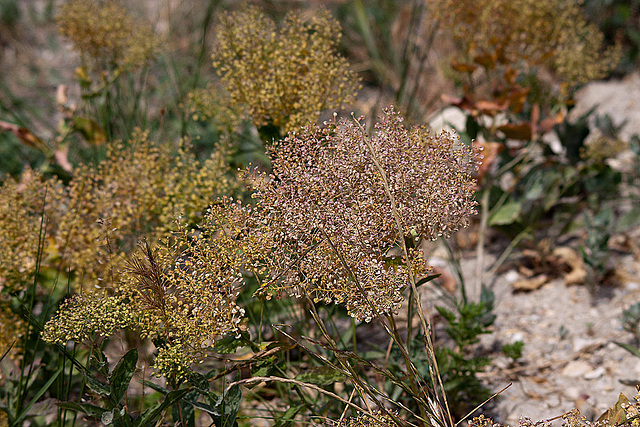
left=474, top=188, right=490, bottom=297
left=17, top=186, right=49, bottom=416
left=354, top=115, right=453, bottom=427
left=228, top=376, right=420, bottom=427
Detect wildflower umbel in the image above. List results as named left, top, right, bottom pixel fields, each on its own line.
left=248, top=107, right=478, bottom=321
left=43, top=204, right=247, bottom=381
left=212, top=6, right=359, bottom=134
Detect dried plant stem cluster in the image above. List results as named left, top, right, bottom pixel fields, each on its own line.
left=248, top=107, right=478, bottom=322
left=42, top=107, right=478, bottom=385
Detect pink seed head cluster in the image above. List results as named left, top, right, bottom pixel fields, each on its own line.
left=248, top=106, right=479, bottom=321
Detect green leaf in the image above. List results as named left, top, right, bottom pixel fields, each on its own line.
left=415, top=274, right=441, bottom=287
left=13, top=366, right=62, bottom=425
left=109, top=349, right=138, bottom=405
left=57, top=401, right=107, bottom=418
left=84, top=375, right=110, bottom=399
left=73, top=116, right=106, bottom=145
left=213, top=384, right=241, bottom=427
left=134, top=388, right=190, bottom=427
left=435, top=306, right=456, bottom=323
left=295, top=366, right=346, bottom=386
left=186, top=400, right=220, bottom=417
left=213, top=331, right=250, bottom=355
left=274, top=404, right=305, bottom=426
left=615, top=341, right=640, bottom=358
left=488, top=201, right=522, bottom=226
left=142, top=379, right=169, bottom=394
left=616, top=207, right=640, bottom=232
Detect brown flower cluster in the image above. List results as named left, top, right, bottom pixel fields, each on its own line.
left=212, top=6, right=359, bottom=134
left=57, top=0, right=156, bottom=71
left=433, top=0, right=621, bottom=85
left=248, top=107, right=478, bottom=321
left=44, top=203, right=247, bottom=380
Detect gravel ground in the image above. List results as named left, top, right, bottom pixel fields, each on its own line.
left=477, top=252, right=640, bottom=425
left=427, top=73, right=640, bottom=426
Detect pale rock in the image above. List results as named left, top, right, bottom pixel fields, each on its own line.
left=504, top=270, right=520, bottom=283
left=564, top=387, right=581, bottom=401
left=510, top=332, right=524, bottom=343
left=584, top=366, right=606, bottom=380
left=626, top=282, right=640, bottom=291
left=562, top=360, right=592, bottom=377
left=572, top=337, right=599, bottom=353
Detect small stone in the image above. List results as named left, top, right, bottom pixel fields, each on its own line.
left=562, top=360, right=592, bottom=377
left=504, top=270, right=520, bottom=283
left=573, top=337, right=599, bottom=352
left=511, top=332, right=524, bottom=342
left=576, top=396, right=597, bottom=421
left=564, top=387, right=581, bottom=401
left=626, top=282, right=640, bottom=291
left=584, top=366, right=606, bottom=380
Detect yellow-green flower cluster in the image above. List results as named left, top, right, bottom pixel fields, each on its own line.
left=0, top=169, right=64, bottom=293
left=41, top=292, right=135, bottom=344
left=434, top=0, right=621, bottom=85
left=0, top=295, right=24, bottom=364
left=2, top=132, right=234, bottom=376
left=583, top=132, right=628, bottom=163
left=44, top=202, right=248, bottom=381
left=330, top=410, right=400, bottom=426
left=57, top=0, right=156, bottom=71
left=248, top=107, right=478, bottom=321
left=50, top=129, right=235, bottom=286
left=212, top=6, right=359, bottom=134
left=188, top=83, right=248, bottom=134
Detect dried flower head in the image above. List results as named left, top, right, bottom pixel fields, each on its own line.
left=433, top=0, right=621, bottom=85
left=57, top=0, right=156, bottom=70
left=330, top=410, right=401, bottom=427
left=53, top=129, right=235, bottom=286
left=43, top=202, right=247, bottom=381
left=0, top=295, right=24, bottom=364
left=212, top=5, right=359, bottom=133
left=0, top=168, right=64, bottom=293
left=248, top=106, right=478, bottom=321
